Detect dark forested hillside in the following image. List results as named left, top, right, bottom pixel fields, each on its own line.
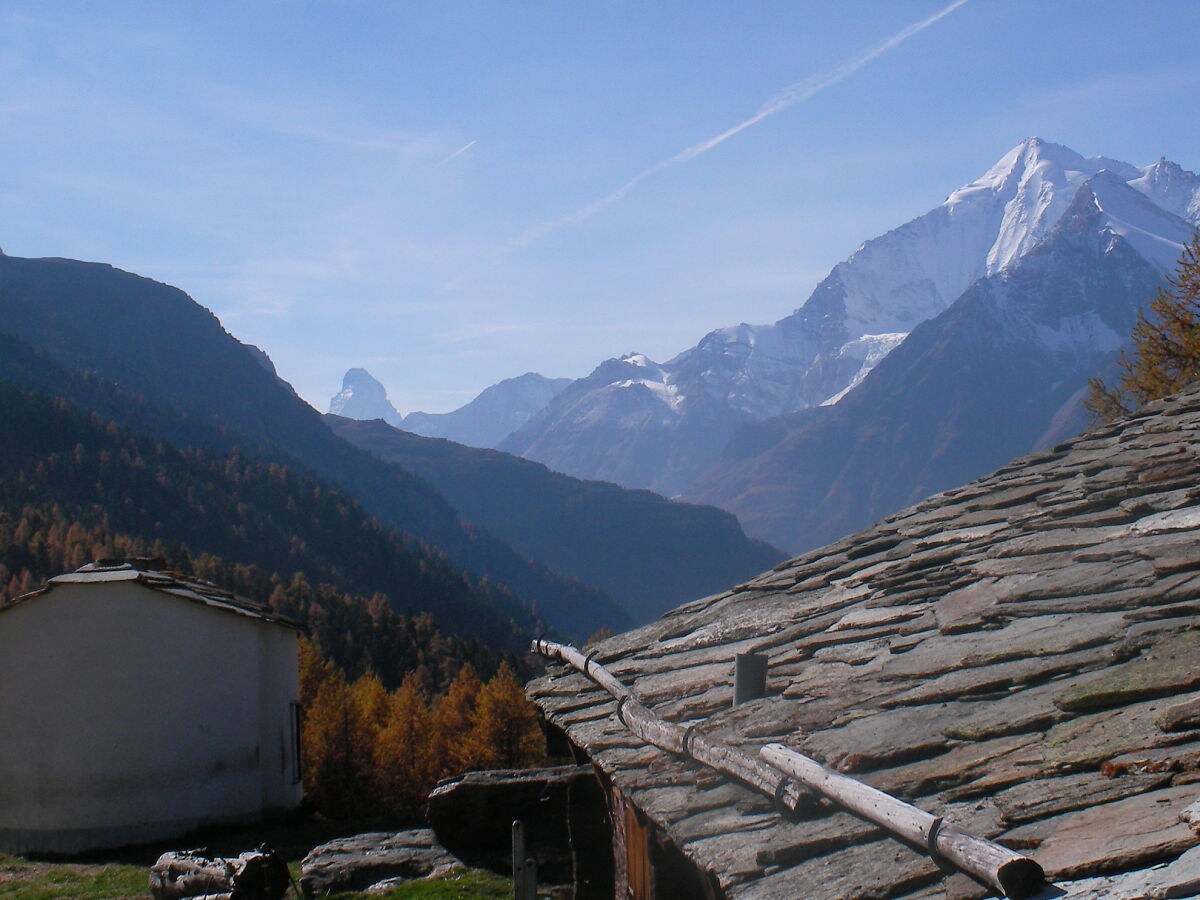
left=0, top=379, right=534, bottom=670
left=0, top=255, right=627, bottom=638
left=329, top=415, right=783, bottom=623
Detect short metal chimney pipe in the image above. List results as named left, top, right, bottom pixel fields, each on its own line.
left=733, top=652, right=768, bottom=705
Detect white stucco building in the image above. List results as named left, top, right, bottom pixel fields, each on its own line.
left=0, top=558, right=304, bottom=854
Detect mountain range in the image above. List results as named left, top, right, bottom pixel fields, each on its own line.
left=0, top=251, right=780, bottom=640
left=331, top=367, right=570, bottom=450
left=402, top=138, right=1198, bottom=554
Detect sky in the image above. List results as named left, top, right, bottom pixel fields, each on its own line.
left=2, top=2, right=1200, bottom=414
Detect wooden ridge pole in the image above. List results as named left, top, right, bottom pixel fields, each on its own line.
left=532, top=639, right=1053, bottom=900
left=761, top=744, right=1049, bottom=899
left=532, top=639, right=816, bottom=817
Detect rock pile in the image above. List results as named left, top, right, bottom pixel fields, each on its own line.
left=299, top=830, right=460, bottom=897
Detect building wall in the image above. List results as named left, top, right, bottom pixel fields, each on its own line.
left=0, top=583, right=301, bottom=854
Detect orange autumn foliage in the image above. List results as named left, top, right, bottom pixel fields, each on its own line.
left=462, top=662, right=547, bottom=770
left=299, top=643, right=546, bottom=820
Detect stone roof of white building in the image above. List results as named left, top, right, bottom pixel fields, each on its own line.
left=4, top=558, right=304, bottom=630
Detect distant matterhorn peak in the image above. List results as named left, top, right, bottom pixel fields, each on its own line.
left=329, top=367, right=402, bottom=424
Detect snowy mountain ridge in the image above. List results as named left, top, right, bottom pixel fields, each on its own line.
left=500, top=138, right=1200, bottom=496
left=685, top=170, right=1186, bottom=552
left=400, top=371, right=572, bottom=448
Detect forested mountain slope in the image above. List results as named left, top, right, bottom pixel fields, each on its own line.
left=328, top=415, right=782, bottom=623
left=0, top=376, right=514, bottom=685
left=0, top=254, right=624, bottom=638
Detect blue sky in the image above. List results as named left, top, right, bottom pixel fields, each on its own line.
left=2, top=2, right=1199, bottom=413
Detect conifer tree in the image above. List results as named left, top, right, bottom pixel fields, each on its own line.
left=352, top=671, right=390, bottom=733
left=1088, top=234, right=1200, bottom=420
left=376, top=673, right=434, bottom=816
left=431, top=663, right=482, bottom=777
left=464, top=662, right=546, bottom=769
left=298, top=639, right=337, bottom=707
left=301, top=669, right=361, bottom=817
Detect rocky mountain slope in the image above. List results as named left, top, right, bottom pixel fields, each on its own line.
left=501, top=139, right=1200, bottom=498
left=328, top=415, right=782, bottom=623
left=686, top=173, right=1196, bottom=552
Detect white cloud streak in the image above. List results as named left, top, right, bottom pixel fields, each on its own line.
left=440, top=139, right=477, bottom=164
left=499, top=0, right=969, bottom=255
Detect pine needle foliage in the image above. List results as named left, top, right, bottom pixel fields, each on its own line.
left=1087, top=234, right=1200, bottom=421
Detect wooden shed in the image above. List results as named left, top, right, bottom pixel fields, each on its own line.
left=530, top=386, right=1200, bottom=898
left=0, top=559, right=304, bottom=855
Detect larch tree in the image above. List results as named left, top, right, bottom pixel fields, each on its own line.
left=1088, top=234, right=1200, bottom=421
left=464, top=662, right=546, bottom=770
left=431, top=663, right=482, bottom=777
left=301, top=669, right=363, bottom=817
left=375, top=672, right=435, bottom=817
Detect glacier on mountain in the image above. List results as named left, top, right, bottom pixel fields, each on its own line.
left=685, top=170, right=1188, bottom=552
left=500, top=138, right=1200, bottom=497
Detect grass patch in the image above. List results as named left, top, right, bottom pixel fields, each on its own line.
left=0, top=854, right=147, bottom=899
left=333, top=867, right=511, bottom=898
left=0, top=853, right=510, bottom=900
left=0, top=815, right=513, bottom=899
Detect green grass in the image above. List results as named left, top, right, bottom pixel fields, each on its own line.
left=0, top=854, right=148, bottom=899
left=0, top=853, right=511, bottom=900
left=331, top=867, right=512, bottom=898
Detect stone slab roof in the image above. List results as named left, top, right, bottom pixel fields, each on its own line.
left=3, top=558, right=304, bottom=631
left=529, top=386, right=1200, bottom=898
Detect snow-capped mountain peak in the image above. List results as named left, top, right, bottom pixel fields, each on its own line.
left=980, top=137, right=1138, bottom=274
left=497, top=140, right=1199, bottom=499
left=1085, top=170, right=1196, bottom=272
left=399, top=371, right=571, bottom=448
left=1128, top=157, right=1200, bottom=225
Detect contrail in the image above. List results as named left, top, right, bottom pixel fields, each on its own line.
left=499, top=0, right=968, bottom=255
left=441, top=140, right=477, bottom=164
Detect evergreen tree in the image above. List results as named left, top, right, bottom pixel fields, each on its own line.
left=1088, top=234, right=1200, bottom=420
left=301, top=669, right=361, bottom=817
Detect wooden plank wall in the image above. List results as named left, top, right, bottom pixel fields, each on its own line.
left=609, top=784, right=654, bottom=899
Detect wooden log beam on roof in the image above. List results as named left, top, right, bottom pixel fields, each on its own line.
left=533, top=638, right=1057, bottom=900
left=532, top=638, right=818, bottom=818
left=761, top=744, right=1051, bottom=899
